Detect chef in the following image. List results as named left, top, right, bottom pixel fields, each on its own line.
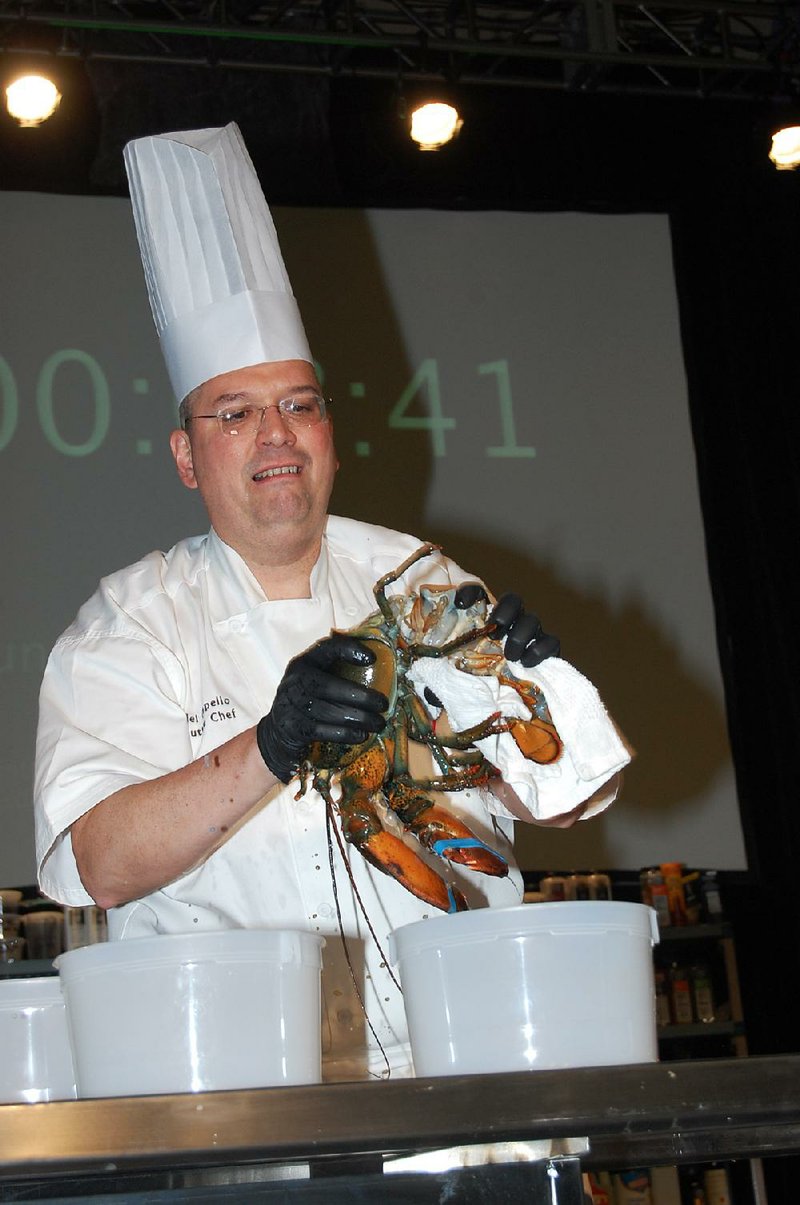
left=33, top=123, right=629, bottom=1082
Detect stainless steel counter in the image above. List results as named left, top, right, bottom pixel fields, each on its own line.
left=2, top=1054, right=799, bottom=1184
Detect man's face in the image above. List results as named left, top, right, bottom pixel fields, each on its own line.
left=169, top=360, right=338, bottom=561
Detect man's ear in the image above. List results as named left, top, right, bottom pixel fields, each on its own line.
left=169, top=428, right=198, bottom=490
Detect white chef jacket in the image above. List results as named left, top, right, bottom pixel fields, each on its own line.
left=34, top=516, right=525, bottom=1082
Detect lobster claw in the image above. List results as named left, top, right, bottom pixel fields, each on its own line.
left=453, top=582, right=488, bottom=610
left=336, top=787, right=472, bottom=913
left=386, top=783, right=509, bottom=882
left=509, top=716, right=562, bottom=765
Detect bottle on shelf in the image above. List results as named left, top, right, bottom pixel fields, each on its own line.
left=642, top=868, right=671, bottom=928
left=702, top=1165, right=732, bottom=1205
left=682, top=869, right=704, bottom=924
left=585, top=1169, right=614, bottom=1203
left=690, top=962, right=716, bottom=1023
left=661, top=862, right=688, bottom=926
left=701, top=871, right=724, bottom=920
left=669, top=962, right=694, bottom=1024
left=654, top=966, right=672, bottom=1028
left=684, top=1170, right=707, bottom=1204
left=611, top=1167, right=653, bottom=1202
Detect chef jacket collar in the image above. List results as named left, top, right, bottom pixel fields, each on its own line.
left=205, top=525, right=331, bottom=624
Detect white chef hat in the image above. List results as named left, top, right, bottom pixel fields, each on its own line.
left=123, top=122, right=312, bottom=403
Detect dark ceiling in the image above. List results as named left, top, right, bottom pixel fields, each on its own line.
left=1, top=0, right=799, bottom=207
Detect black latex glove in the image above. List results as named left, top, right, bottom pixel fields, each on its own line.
left=256, top=634, right=388, bottom=783
left=489, top=592, right=561, bottom=668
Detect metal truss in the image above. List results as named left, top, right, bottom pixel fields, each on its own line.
left=1, top=0, right=799, bottom=101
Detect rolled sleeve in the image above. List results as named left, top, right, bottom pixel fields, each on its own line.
left=34, top=628, right=189, bottom=902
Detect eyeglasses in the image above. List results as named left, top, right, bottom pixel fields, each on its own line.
left=186, top=393, right=331, bottom=437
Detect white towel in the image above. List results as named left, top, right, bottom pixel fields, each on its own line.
left=407, top=655, right=631, bottom=824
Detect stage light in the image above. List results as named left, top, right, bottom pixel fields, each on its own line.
left=768, top=123, right=800, bottom=170
left=5, top=70, right=62, bottom=126
left=409, top=101, right=463, bottom=151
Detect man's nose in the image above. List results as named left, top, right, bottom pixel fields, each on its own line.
left=255, top=405, right=296, bottom=445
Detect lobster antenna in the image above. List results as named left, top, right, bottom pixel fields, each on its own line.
left=325, top=801, right=396, bottom=1080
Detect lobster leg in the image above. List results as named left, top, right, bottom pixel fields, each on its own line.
left=374, top=543, right=440, bottom=623
left=402, top=692, right=507, bottom=783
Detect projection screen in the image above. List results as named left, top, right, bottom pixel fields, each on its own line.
left=0, top=191, right=746, bottom=887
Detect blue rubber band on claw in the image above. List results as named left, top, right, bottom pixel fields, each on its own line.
left=432, top=837, right=508, bottom=862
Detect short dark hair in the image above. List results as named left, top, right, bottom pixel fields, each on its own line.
left=179, top=385, right=201, bottom=430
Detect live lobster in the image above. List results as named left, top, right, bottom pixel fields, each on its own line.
left=295, top=543, right=562, bottom=913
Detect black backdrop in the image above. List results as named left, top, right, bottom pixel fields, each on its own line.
left=4, top=73, right=800, bottom=1185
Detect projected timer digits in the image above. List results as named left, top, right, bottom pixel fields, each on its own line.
left=384, top=358, right=535, bottom=459
left=0, top=350, right=110, bottom=458
left=0, top=351, right=536, bottom=460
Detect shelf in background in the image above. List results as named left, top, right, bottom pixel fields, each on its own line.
left=658, top=1021, right=745, bottom=1041
left=656, top=922, right=731, bottom=940
left=0, top=959, right=58, bottom=979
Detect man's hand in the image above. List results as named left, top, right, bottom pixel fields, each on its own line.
left=487, top=593, right=560, bottom=668
left=256, top=634, right=388, bottom=784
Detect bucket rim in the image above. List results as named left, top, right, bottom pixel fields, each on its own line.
left=389, top=900, right=659, bottom=961
left=0, top=975, right=64, bottom=1004
left=54, top=927, right=326, bottom=977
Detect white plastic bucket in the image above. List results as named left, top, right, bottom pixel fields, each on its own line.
left=55, top=929, right=325, bottom=1098
left=0, top=976, right=77, bottom=1102
left=389, top=901, right=660, bottom=1077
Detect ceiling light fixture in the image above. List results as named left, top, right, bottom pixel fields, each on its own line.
left=409, top=100, right=463, bottom=151
left=5, top=69, right=62, bottom=127
left=768, top=122, right=800, bottom=170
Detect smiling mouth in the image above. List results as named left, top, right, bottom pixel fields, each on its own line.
left=252, top=465, right=300, bottom=481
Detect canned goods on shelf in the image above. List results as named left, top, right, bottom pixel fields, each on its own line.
left=566, top=873, right=592, bottom=900
left=539, top=875, right=568, bottom=902
left=588, top=872, right=612, bottom=900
